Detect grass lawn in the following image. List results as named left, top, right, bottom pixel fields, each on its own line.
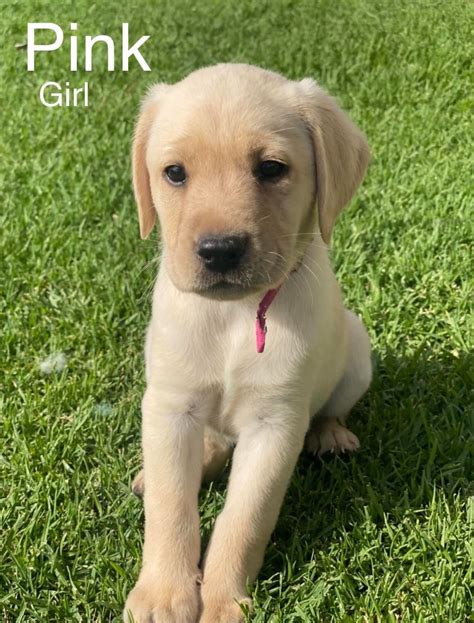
left=1, top=0, right=472, bottom=621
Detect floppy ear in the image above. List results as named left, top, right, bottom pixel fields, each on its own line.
left=132, top=84, right=169, bottom=239
left=298, top=79, right=370, bottom=244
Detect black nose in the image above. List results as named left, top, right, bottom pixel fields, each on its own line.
left=197, top=234, right=249, bottom=273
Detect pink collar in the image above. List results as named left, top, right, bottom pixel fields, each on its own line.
left=254, top=240, right=313, bottom=352
left=255, top=286, right=281, bottom=353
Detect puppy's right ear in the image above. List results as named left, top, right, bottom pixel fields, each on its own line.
left=298, top=79, right=370, bottom=245
left=132, top=84, right=169, bottom=239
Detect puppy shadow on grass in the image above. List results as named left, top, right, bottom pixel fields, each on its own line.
left=253, top=348, right=472, bottom=598
left=196, top=348, right=471, bottom=612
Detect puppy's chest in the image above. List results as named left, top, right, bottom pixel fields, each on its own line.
left=182, top=326, right=303, bottom=436
left=153, top=297, right=308, bottom=391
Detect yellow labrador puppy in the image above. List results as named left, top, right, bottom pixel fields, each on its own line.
left=125, top=63, right=371, bottom=623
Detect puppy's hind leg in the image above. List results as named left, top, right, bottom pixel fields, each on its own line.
left=306, top=310, right=372, bottom=457
left=202, top=426, right=233, bottom=483
left=132, top=426, right=232, bottom=497
left=131, top=469, right=145, bottom=497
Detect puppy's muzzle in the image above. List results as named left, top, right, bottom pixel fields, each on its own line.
left=197, top=233, right=249, bottom=274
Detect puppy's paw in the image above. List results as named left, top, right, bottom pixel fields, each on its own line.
left=306, top=418, right=360, bottom=457
left=124, top=573, right=200, bottom=623
left=200, top=594, right=252, bottom=623
left=131, top=469, right=144, bottom=497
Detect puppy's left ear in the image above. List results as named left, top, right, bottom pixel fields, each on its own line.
left=298, top=79, right=370, bottom=244
left=132, top=84, right=169, bottom=239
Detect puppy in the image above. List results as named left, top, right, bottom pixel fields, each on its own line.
left=124, top=63, right=372, bottom=623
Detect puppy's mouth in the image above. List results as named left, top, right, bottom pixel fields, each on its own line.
left=167, top=252, right=290, bottom=300
left=194, top=279, right=260, bottom=301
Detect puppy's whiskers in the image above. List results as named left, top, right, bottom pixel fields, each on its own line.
left=278, top=233, right=328, bottom=252
left=255, top=214, right=271, bottom=227
left=300, top=260, right=321, bottom=288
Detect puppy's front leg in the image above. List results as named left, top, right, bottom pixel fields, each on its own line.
left=124, top=385, right=204, bottom=623
left=200, top=396, right=308, bottom=622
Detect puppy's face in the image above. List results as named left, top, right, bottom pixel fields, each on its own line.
left=133, top=64, right=369, bottom=299
left=146, top=77, right=314, bottom=298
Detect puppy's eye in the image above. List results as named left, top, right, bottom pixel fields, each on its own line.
left=164, top=164, right=186, bottom=186
left=256, top=160, right=288, bottom=182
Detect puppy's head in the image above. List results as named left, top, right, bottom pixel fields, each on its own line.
left=133, top=64, right=369, bottom=299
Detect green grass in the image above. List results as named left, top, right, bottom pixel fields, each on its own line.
left=1, top=0, right=473, bottom=621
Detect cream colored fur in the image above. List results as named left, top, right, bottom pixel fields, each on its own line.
left=124, top=63, right=372, bottom=623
